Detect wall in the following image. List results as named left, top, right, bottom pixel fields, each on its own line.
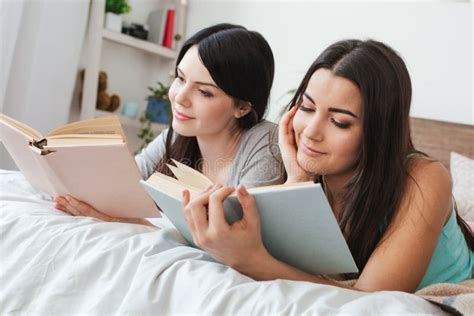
left=185, top=1, right=473, bottom=125
left=1, top=0, right=89, bottom=170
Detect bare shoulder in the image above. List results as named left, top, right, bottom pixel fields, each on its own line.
left=401, top=156, right=452, bottom=226
left=406, top=156, right=452, bottom=198
left=357, top=157, right=454, bottom=292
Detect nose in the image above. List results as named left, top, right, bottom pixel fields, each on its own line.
left=173, top=82, right=191, bottom=108
left=303, top=113, right=324, bottom=142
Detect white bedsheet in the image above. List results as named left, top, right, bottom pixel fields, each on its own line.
left=0, top=170, right=445, bottom=315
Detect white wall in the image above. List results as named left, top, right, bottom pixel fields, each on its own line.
left=0, top=0, right=25, bottom=113
left=186, top=0, right=473, bottom=125
left=1, top=0, right=89, bottom=170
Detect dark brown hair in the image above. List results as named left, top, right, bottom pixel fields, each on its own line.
left=288, top=39, right=473, bottom=272
left=155, top=23, right=274, bottom=175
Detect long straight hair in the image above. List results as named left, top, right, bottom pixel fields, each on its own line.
left=155, top=23, right=274, bottom=176
left=288, top=39, right=473, bottom=272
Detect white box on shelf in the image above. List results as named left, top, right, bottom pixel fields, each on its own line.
left=104, top=12, right=122, bottom=32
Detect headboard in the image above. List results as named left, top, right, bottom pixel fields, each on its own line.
left=410, top=117, right=474, bottom=169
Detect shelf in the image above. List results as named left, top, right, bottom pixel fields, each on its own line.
left=95, top=109, right=168, bottom=132
left=102, top=29, right=177, bottom=59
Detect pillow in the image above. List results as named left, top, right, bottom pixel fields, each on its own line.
left=450, top=152, right=474, bottom=221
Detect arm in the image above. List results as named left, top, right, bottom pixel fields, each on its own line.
left=55, top=195, right=154, bottom=226
left=183, top=158, right=452, bottom=292
left=134, top=128, right=170, bottom=180
left=354, top=158, right=452, bottom=292
left=236, top=125, right=285, bottom=188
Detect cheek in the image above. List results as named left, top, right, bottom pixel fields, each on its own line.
left=168, top=81, right=178, bottom=102
left=332, top=131, right=362, bottom=160
left=292, top=111, right=306, bottom=144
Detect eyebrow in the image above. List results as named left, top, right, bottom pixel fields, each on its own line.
left=303, top=92, right=359, bottom=118
left=177, top=67, right=219, bottom=89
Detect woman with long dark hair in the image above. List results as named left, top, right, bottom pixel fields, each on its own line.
left=183, top=39, right=473, bottom=292
left=55, top=24, right=284, bottom=221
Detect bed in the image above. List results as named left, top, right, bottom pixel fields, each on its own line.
left=0, top=117, right=472, bottom=315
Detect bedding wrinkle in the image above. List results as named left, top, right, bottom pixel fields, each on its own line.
left=1, top=170, right=446, bottom=315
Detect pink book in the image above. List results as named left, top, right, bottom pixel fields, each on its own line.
left=0, top=114, right=160, bottom=218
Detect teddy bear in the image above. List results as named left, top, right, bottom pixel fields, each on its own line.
left=80, top=69, right=120, bottom=112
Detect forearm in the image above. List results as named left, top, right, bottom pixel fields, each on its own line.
left=236, top=253, right=355, bottom=290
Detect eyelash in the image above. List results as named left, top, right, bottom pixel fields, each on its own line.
left=298, top=105, right=351, bottom=129
left=176, top=75, right=213, bottom=98
left=331, top=118, right=351, bottom=129
left=199, top=89, right=213, bottom=97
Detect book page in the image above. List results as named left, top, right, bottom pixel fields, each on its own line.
left=46, top=134, right=124, bottom=146
left=47, top=115, right=132, bottom=154
left=0, top=114, right=43, bottom=140
left=47, top=116, right=126, bottom=140
left=168, top=159, right=214, bottom=190
left=147, top=172, right=201, bottom=199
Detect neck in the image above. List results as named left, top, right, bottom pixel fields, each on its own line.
left=323, top=173, right=353, bottom=218
left=197, top=125, right=243, bottom=183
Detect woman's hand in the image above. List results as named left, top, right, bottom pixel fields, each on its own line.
left=182, top=184, right=273, bottom=273
left=54, top=195, right=153, bottom=226
left=279, top=106, right=311, bottom=183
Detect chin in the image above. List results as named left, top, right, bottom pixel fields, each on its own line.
left=171, top=121, right=196, bottom=137
left=296, top=153, right=323, bottom=175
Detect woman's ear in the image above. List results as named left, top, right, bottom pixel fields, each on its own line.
left=234, top=101, right=252, bottom=118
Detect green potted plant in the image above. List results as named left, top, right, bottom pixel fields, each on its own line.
left=135, top=111, right=155, bottom=154
left=104, top=0, right=131, bottom=32
left=135, top=81, right=171, bottom=154
left=146, top=81, right=172, bottom=124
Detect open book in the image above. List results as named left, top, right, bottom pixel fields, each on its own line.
left=0, top=114, right=159, bottom=218
left=141, top=160, right=358, bottom=275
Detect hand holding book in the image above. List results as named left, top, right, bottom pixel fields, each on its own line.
left=54, top=195, right=154, bottom=226
left=141, top=159, right=358, bottom=275
left=181, top=183, right=273, bottom=272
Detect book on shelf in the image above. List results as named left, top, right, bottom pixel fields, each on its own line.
left=140, top=159, right=359, bottom=275
left=147, top=8, right=167, bottom=46
left=0, top=114, right=159, bottom=218
left=162, top=8, right=176, bottom=48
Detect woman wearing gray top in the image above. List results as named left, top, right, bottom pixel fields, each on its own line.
left=54, top=23, right=285, bottom=222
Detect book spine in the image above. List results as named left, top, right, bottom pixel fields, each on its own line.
left=162, top=9, right=175, bottom=48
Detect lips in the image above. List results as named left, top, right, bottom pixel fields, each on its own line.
left=173, top=109, right=194, bottom=121
left=301, top=142, right=326, bottom=157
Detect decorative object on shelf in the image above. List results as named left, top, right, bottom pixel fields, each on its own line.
left=121, top=101, right=139, bottom=119
left=162, top=8, right=176, bottom=48
left=147, top=6, right=180, bottom=49
left=78, top=69, right=120, bottom=112
left=122, top=23, right=148, bottom=40
left=104, top=0, right=131, bottom=33
left=147, top=9, right=165, bottom=45
left=146, top=81, right=171, bottom=123
left=136, top=111, right=155, bottom=154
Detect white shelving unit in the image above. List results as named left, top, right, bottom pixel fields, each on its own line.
left=80, top=0, right=187, bottom=142
left=102, top=29, right=177, bottom=59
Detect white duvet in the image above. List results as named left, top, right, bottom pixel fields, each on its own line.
left=0, top=170, right=445, bottom=315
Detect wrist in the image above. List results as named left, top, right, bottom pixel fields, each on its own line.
left=286, top=175, right=311, bottom=184
left=233, top=249, right=280, bottom=280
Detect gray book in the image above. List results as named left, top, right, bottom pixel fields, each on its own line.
left=140, top=160, right=358, bottom=275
